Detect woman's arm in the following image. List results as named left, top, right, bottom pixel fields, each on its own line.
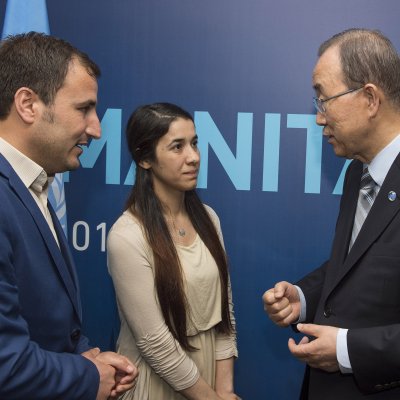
left=107, top=217, right=199, bottom=391
left=215, top=357, right=241, bottom=399
left=180, top=376, right=224, bottom=400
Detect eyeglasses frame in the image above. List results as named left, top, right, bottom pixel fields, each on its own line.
left=313, top=86, right=364, bottom=114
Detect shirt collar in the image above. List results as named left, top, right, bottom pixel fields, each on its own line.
left=367, top=134, right=400, bottom=187
left=0, top=137, right=50, bottom=192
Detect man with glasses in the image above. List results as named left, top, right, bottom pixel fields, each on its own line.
left=263, top=29, right=400, bottom=399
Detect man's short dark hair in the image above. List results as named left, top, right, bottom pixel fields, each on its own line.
left=0, top=32, right=101, bottom=119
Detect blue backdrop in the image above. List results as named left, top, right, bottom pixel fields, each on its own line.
left=2, top=1, right=400, bottom=398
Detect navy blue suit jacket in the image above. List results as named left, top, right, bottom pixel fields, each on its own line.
left=298, top=154, right=400, bottom=399
left=0, top=155, right=99, bottom=399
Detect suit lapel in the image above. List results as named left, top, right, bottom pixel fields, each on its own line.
left=332, top=154, right=400, bottom=289
left=329, top=160, right=362, bottom=267
left=48, top=203, right=83, bottom=319
left=0, top=156, right=81, bottom=320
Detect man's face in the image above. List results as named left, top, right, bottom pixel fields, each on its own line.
left=312, top=46, right=370, bottom=161
left=32, top=58, right=101, bottom=175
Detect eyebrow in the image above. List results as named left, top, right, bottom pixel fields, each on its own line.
left=76, top=100, right=97, bottom=108
left=167, top=134, right=198, bottom=146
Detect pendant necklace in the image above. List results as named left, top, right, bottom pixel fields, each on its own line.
left=168, top=215, right=186, bottom=238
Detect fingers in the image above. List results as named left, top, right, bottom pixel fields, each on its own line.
left=262, top=288, right=277, bottom=305
left=287, top=326, right=339, bottom=372
left=288, top=326, right=316, bottom=359
left=296, top=323, right=319, bottom=337
left=264, top=292, right=290, bottom=312
left=288, top=336, right=311, bottom=361
left=81, top=347, right=101, bottom=360
left=111, top=380, right=137, bottom=397
left=273, top=281, right=291, bottom=298
left=263, top=287, right=297, bottom=327
left=265, top=301, right=293, bottom=326
left=96, top=352, right=137, bottom=375
left=89, top=351, right=138, bottom=398
left=262, top=281, right=291, bottom=304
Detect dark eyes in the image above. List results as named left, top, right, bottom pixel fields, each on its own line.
left=172, top=143, right=182, bottom=150
left=172, top=140, right=198, bottom=151
left=78, top=105, right=91, bottom=114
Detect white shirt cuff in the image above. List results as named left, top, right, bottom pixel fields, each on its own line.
left=294, top=285, right=306, bottom=323
left=337, top=328, right=352, bottom=374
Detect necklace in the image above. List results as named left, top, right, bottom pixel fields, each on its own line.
left=167, top=215, right=187, bottom=238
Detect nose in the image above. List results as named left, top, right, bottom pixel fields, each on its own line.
left=86, top=112, right=102, bottom=139
left=316, top=110, right=327, bottom=127
left=187, top=146, right=200, bottom=165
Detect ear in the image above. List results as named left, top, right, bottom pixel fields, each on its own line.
left=14, top=87, right=40, bottom=124
left=139, top=159, right=152, bottom=170
left=363, top=83, right=381, bottom=118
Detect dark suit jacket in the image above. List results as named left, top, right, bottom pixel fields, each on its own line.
left=0, top=155, right=99, bottom=399
left=298, top=154, right=400, bottom=399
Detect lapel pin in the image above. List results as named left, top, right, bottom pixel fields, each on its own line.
left=388, top=191, right=397, bottom=202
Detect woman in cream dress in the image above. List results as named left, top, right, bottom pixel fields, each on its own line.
left=107, top=103, right=239, bottom=400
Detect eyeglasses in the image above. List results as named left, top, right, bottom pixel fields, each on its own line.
left=313, top=87, right=363, bottom=114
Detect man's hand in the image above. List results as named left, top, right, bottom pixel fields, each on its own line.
left=288, top=323, right=339, bottom=372
left=262, top=281, right=301, bottom=327
left=95, top=351, right=138, bottom=398
left=82, top=348, right=138, bottom=399
left=82, top=348, right=116, bottom=400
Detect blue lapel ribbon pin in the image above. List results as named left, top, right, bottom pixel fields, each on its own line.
left=388, top=191, right=397, bottom=202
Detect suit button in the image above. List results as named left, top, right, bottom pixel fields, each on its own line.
left=70, top=329, right=81, bottom=341
left=323, top=308, right=332, bottom=318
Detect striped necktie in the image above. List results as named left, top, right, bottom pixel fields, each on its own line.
left=349, top=167, right=377, bottom=250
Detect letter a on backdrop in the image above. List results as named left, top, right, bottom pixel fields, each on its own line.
left=2, top=0, right=68, bottom=235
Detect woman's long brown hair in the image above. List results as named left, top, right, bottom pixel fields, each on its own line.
left=125, top=103, right=232, bottom=351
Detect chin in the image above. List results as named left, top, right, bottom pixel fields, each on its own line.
left=183, top=184, right=197, bottom=192
left=68, top=158, right=81, bottom=170
left=332, top=146, right=347, bottom=158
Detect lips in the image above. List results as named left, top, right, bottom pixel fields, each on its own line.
left=75, top=141, right=89, bottom=151
left=73, top=144, right=86, bottom=156
left=323, top=129, right=334, bottom=141
left=184, top=170, right=198, bottom=176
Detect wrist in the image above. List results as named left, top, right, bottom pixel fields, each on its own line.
left=216, top=388, right=234, bottom=396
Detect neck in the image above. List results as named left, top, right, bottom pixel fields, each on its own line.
left=159, top=191, right=190, bottom=240
left=356, top=112, right=400, bottom=163
left=154, top=186, right=186, bottom=219
left=164, top=198, right=186, bottom=220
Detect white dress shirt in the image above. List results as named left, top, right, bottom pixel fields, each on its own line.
left=0, top=137, right=59, bottom=246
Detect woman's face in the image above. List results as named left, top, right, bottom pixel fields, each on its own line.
left=141, top=117, right=200, bottom=195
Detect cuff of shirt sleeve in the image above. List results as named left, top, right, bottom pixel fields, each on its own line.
left=337, top=328, right=352, bottom=374
left=294, top=285, right=306, bottom=323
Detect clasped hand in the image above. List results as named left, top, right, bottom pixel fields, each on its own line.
left=82, top=347, right=138, bottom=399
